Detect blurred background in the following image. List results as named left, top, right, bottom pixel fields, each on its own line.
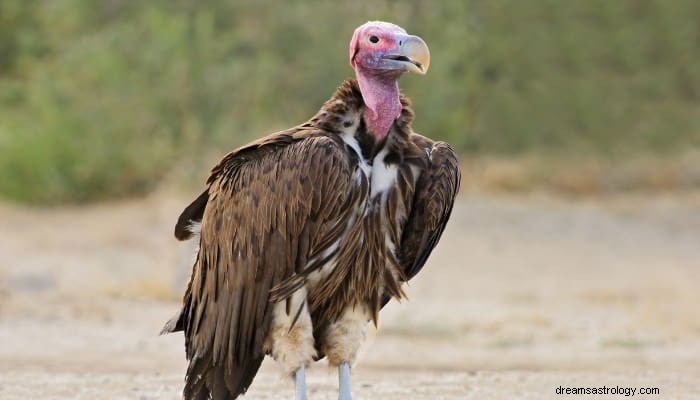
left=0, top=1, right=699, bottom=399
left=1, top=0, right=699, bottom=203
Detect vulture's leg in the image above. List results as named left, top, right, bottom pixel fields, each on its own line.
left=266, top=289, right=316, bottom=399
left=321, top=306, right=370, bottom=400
left=338, top=362, right=352, bottom=400
left=295, top=365, right=308, bottom=400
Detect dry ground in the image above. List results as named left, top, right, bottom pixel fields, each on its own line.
left=1, top=192, right=699, bottom=399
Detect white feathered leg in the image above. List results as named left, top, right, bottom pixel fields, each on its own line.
left=263, top=288, right=316, bottom=399
left=322, top=306, right=369, bottom=400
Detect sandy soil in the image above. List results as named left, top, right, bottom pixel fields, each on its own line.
left=1, top=192, right=699, bottom=399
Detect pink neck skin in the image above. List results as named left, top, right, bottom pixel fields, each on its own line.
left=355, top=67, right=402, bottom=142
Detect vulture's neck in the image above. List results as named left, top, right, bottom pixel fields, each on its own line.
left=355, top=68, right=402, bottom=142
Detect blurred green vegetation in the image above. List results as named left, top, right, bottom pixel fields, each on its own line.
left=0, top=0, right=698, bottom=203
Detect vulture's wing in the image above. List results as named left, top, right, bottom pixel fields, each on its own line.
left=397, top=135, right=460, bottom=284
left=174, top=189, right=209, bottom=240
left=168, top=130, right=354, bottom=399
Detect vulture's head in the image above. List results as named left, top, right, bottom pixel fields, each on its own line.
left=349, top=21, right=430, bottom=76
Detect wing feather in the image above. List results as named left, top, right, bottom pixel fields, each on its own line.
left=169, top=131, right=354, bottom=399
left=174, top=190, right=209, bottom=240
left=397, top=135, right=460, bottom=283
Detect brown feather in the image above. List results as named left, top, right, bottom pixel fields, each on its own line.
left=166, top=79, right=460, bottom=399
left=173, top=128, right=355, bottom=399
left=396, top=136, right=461, bottom=283
left=174, top=190, right=209, bottom=240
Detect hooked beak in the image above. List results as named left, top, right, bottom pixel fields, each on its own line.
left=384, top=34, right=430, bottom=75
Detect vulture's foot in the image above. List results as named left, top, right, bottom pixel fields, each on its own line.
left=295, top=365, right=308, bottom=400
left=338, top=362, right=352, bottom=400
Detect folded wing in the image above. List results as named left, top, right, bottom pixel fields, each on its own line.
left=397, top=135, right=460, bottom=285
left=168, top=130, right=355, bottom=399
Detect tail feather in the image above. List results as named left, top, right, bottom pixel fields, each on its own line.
left=184, top=351, right=264, bottom=400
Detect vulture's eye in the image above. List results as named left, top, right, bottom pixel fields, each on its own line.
left=369, top=36, right=379, bottom=44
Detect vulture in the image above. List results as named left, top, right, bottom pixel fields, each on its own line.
left=163, top=21, right=460, bottom=400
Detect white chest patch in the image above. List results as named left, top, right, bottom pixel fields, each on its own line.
left=340, top=130, right=398, bottom=199
left=370, top=148, right=397, bottom=198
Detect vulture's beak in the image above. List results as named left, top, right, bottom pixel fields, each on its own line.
left=385, top=35, right=430, bottom=75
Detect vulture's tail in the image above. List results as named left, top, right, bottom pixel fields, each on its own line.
left=184, top=351, right=264, bottom=400
left=161, top=298, right=264, bottom=399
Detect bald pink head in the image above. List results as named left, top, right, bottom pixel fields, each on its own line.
left=348, top=21, right=430, bottom=141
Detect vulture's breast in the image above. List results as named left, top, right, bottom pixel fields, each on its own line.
left=305, top=131, right=413, bottom=304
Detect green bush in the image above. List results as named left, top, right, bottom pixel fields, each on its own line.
left=0, top=1, right=698, bottom=203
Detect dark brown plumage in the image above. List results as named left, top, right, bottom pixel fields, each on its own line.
left=164, top=79, right=460, bottom=399
left=164, top=20, right=459, bottom=400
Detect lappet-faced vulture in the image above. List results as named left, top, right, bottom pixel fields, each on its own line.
left=163, top=20, right=461, bottom=400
